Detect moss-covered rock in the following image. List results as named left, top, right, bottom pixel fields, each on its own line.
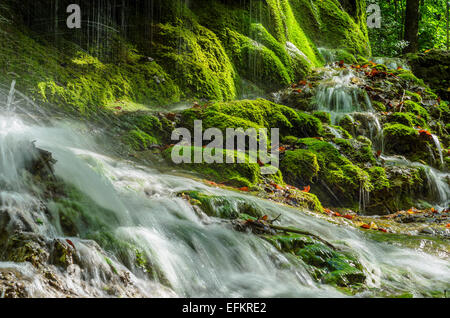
left=164, top=146, right=262, bottom=188
left=281, top=149, right=320, bottom=183
left=122, top=129, right=159, bottom=151
left=0, top=28, right=181, bottom=114
left=180, top=99, right=324, bottom=138
left=180, top=191, right=264, bottom=219
left=151, top=21, right=237, bottom=101
left=264, top=234, right=366, bottom=288
left=406, top=50, right=450, bottom=101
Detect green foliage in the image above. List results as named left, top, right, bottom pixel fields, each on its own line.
left=369, top=0, right=449, bottom=56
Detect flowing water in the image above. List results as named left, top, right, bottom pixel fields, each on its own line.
left=0, top=83, right=449, bottom=298
left=380, top=155, right=449, bottom=211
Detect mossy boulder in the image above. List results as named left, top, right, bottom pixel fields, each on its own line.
left=163, top=146, right=262, bottom=188
left=382, top=123, right=438, bottom=165
left=180, top=99, right=324, bottom=138
left=180, top=191, right=264, bottom=219
left=286, top=138, right=373, bottom=209
left=265, top=234, right=366, bottom=288
left=406, top=50, right=450, bottom=101
left=122, top=129, right=159, bottom=151
left=151, top=21, right=237, bottom=101
left=281, top=149, right=320, bottom=184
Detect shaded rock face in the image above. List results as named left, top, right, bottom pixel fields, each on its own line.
left=1, top=0, right=370, bottom=109
left=407, top=50, right=450, bottom=101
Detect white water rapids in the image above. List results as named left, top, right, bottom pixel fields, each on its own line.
left=0, top=84, right=449, bottom=298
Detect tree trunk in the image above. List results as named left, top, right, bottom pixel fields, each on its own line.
left=403, top=0, right=420, bottom=53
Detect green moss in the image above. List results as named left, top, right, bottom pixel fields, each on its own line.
left=180, top=99, right=323, bottom=138
left=405, top=90, right=422, bottom=103
left=312, top=111, right=331, bottom=124
left=334, top=138, right=376, bottom=164
left=281, top=149, right=320, bottom=183
left=382, top=123, right=436, bottom=165
left=371, top=100, right=386, bottom=112
left=403, top=101, right=430, bottom=121
left=152, top=21, right=237, bottom=101
left=333, top=49, right=357, bottom=64
left=395, top=69, right=425, bottom=86
left=164, top=146, right=262, bottom=188
left=302, top=0, right=370, bottom=56
left=368, top=167, right=390, bottom=192
left=295, top=138, right=372, bottom=207
left=0, top=27, right=181, bottom=114
left=329, top=125, right=353, bottom=139
left=383, top=123, right=420, bottom=155
left=387, top=112, right=427, bottom=128
left=181, top=191, right=264, bottom=219
left=266, top=235, right=366, bottom=288
left=118, top=112, right=173, bottom=144
left=281, top=135, right=300, bottom=145
left=122, top=129, right=159, bottom=151
left=223, top=28, right=292, bottom=91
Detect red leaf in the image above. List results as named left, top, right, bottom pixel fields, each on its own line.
left=302, top=185, right=311, bottom=193
left=324, top=208, right=332, bottom=215
left=239, top=187, right=249, bottom=192
left=361, top=224, right=371, bottom=229
left=334, top=212, right=342, bottom=217
left=66, top=239, right=76, bottom=249
left=378, top=228, right=387, bottom=233
left=343, top=214, right=354, bottom=220
left=261, top=215, right=268, bottom=221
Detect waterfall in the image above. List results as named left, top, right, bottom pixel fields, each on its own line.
left=431, top=134, right=444, bottom=168
left=0, top=84, right=449, bottom=297
left=381, top=155, right=449, bottom=210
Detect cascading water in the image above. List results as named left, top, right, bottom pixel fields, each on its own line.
left=380, top=155, right=449, bottom=211
left=0, top=83, right=449, bottom=298
left=431, top=134, right=444, bottom=168
left=314, top=68, right=373, bottom=117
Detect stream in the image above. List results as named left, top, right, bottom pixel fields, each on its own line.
left=0, top=81, right=449, bottom=298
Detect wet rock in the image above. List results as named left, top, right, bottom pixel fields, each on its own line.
left=420, top=227, right=435, bottom=235
left=50, top=239, right=74, bottom=268
left=407, top=50, right=450, bottom=101
left=0, top=271, right=28, bottom=298
left=1, top=232, right=50, bottom=268
left=25, top=142, right=56, bottom=178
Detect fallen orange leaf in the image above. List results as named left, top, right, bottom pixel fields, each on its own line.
left=302, top=185, right=311, bottom=193
left=239, top=187, right=249, bottom=192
